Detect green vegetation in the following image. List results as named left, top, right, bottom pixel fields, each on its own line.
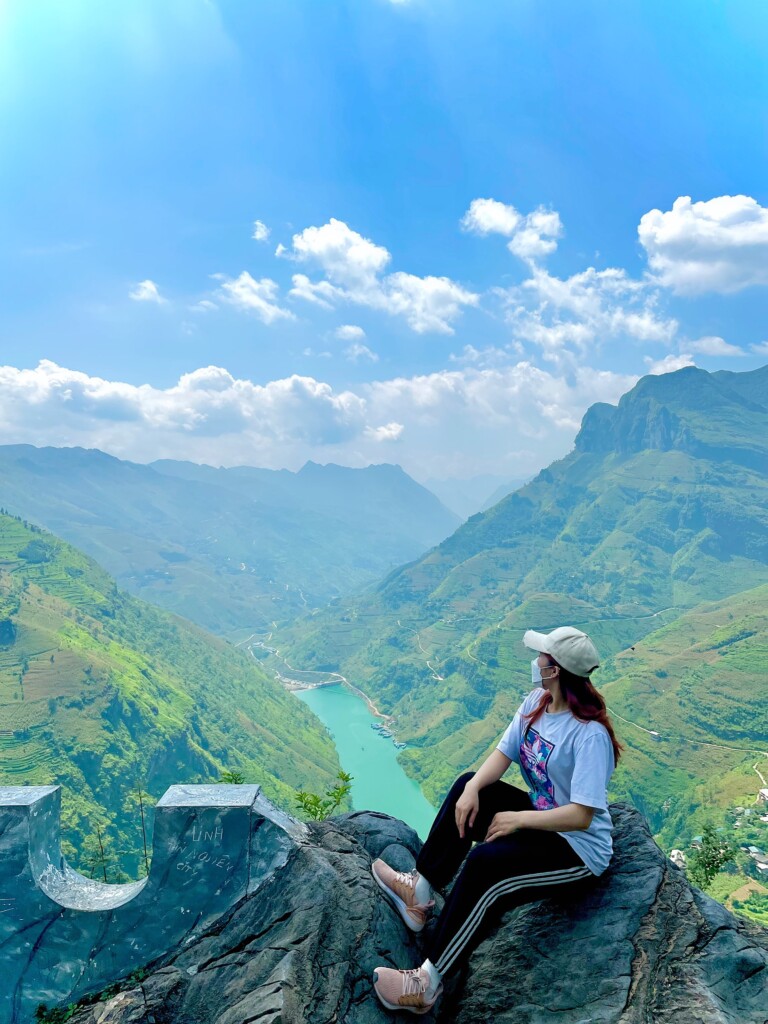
left=687, top=823, right=737, bottom=891
left=0, top=513, right=341, bottom=875
left=295, top=770, right=354, bottom=821
left=598, top=585, right=768, bottom=841
left=678, top=800, right=768, bottom=927
left=734, top=892, right=768, bottom=927
left=35, top=966, right=151, bottom=1024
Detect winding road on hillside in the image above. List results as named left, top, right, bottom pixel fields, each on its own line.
left=396, top=620, right=444, bottom=681
left=460, top=605, right=679, bottom=665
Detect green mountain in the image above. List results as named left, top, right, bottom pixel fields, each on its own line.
left=601, top=584, right=768, bottom=843
left=0, top=512, right=340, bottom=875
left=276, top=365, right=768, bottom=817
left=0, top=447, right=458, bottom=635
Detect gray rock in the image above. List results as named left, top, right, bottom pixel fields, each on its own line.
left=67, top=817, right=422, bottom=1024
left=446, top=805, right=768, bottom=1024
left=58, top=804, right=767, bottom=1024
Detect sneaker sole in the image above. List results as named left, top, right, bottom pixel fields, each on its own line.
left=373, top=976, right=443, bottom=1015
left=371, top=864, right=425, bottom=933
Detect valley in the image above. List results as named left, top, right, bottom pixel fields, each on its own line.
left=1, top=364, right=767, bottom=922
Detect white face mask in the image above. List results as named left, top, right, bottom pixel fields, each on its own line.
left=531, top=657, right=542, bottom=685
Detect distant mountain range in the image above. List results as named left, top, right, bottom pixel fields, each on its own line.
left=0, top=449, right=458, bottom=635
left=0, top=512, right=340, bottom=875
left=277, top=365, right=768, bottom=833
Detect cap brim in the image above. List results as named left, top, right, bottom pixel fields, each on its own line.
left=523, top=629, right=552, bottom=655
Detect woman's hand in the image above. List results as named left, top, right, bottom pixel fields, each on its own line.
left=484, top=812, right=524, bottom=842
left=455, top=784, right=480, bottom=839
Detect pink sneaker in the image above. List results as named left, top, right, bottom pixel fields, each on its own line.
left=371, top=859, right=434, bottom=932
left=373, top=966, right=443, bottom=1014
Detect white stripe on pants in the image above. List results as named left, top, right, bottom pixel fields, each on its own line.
left=435, top=864, right=593, bottom=975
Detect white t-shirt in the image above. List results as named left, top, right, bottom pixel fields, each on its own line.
left=496, top=688, right=615, bottom=876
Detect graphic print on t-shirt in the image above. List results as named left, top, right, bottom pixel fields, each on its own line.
left=520, top=726, right=558, bottom=809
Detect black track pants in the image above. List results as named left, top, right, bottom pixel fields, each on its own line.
left=416, top=772, right=594, bottom=976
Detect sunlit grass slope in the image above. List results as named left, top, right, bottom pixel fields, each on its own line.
left=601, top=585, right=768, bottom=845
left=0, top=514, right=339, bottom=874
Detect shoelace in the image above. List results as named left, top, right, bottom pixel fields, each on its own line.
left=401, top=968, right=429, bottom=998
left=395, top=870, right=417, bottom=889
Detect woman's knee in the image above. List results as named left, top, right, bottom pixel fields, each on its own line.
left=442, top=772, right=476, bottom=807
left=450, top=771, right=476, bottom=795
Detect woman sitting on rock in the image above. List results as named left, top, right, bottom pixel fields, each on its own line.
left=371, top=625, right=622, bottom=1015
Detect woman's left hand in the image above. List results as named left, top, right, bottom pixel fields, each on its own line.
left=484, top=812, right=524, bottom=842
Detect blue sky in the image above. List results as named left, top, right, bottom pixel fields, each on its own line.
left=0, top=0, right=766, bottom=484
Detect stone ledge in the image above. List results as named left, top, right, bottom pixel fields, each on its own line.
left=0, top=784, right=306, bottom=1024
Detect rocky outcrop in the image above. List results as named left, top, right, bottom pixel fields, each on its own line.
left=57, top=804, right=767, bottom=1024
left=573, top=366, right=768, bottom=472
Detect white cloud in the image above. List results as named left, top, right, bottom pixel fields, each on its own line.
left=688, top=335, right=745, bottom=357
left=252, top=220, right=270, bottom=242
left=643, top=353, right=695, bottom=375
left=216, top=271, right=295, bottom=324
left=129, top=280, right=166, bottom=304
left=501, top=265, right=677, bottom=363
left=507, top=208, right=563, bottom=261
left=285, top=218, right=390, bottom=288
left=638, top=195, right=768, bottom=294
left=461, top=198, right=521, bottom=237
left=189, top=299, right=218, bottom=313
left=384, top=272, right=478, bottom=333
left=335, top=324, right=366, bottom=341
left=365, top=421, right=404, bottom=441
left=0, top=358, right=637, bottom=481
left=282, top=218, right=477, bottom=334
left=449, top=344, right=518, bottom=368
left=750, top=341, right=768, bottom=356
left=365, top=362, right=638, bottom=476
left=0, top=361, right=365, bottom=457
left=461, top=203, right=677, bottom=362
left=461, top=198, right=563, bottom=263
left=289, top=273, right=343, bottom=309
left=345, top=343, right=378, bottom=363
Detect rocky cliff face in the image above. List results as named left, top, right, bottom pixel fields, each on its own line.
left=62, top=805, right=767, bottom=1024
left=574, top=365, right=768, bottom=470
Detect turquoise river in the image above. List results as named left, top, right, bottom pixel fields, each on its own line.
left=296, top=684, right=436, bottom=839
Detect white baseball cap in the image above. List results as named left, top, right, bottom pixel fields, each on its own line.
left=523, top=626, right=600, bottom=677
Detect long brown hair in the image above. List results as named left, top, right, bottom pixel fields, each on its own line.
left=523, top=662, right=624, bottom=764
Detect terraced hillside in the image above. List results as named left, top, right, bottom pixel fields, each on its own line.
left=277, top=366, right=768, bottom=818
left=0, top=514, right=339, bottom=875
left=600, top=585, right=768, bottom=839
